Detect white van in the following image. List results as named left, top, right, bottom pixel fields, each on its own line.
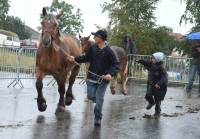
left=0, top=34, right=7, bottom=47
left=5, top=35, right=20, bottom=47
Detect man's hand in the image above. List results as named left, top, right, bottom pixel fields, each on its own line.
left=102, top=74, right=113, bottom=81
left=154, top=84, right=160, bottom=89
left=67, top=56, right=75, bottom=62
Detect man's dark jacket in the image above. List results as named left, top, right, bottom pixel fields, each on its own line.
left=75, top=43, right=119, bottom=82
left=191, top=45, right=200, bottom=64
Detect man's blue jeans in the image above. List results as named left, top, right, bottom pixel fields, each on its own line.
left=86, top=80, right=108, bottom=120
left=186, top=64, right=200, bottom=92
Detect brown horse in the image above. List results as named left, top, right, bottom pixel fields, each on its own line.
left=36, top=8, right=81, bottom=112
left=79, top=35, right=128, bottom=95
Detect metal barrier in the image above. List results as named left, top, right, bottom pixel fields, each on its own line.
left=0, top=45, right=198, bottom=87
left=127, top=54, right=198, bottom=84
left=0, top=46, right=86, bottom=88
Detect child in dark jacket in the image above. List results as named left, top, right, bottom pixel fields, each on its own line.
left=136, top=52, right=168, bottom=116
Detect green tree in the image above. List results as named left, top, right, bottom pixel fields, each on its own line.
left=107, top=24, right=177, bottom=55
left=0, top=0, right=9, bottom=21
left=47, top=0, right=84, bottom=35
left=178, top=0, right=200, bottom=56
left=0, top=0, right=30, bottom=40
left=102, top=0, right=159, bottom=28
left=1, top=16, right=31, bottom=40
left=180, top=0, right=200, bottom=32
left=102, top=0, right=176, bottom=55
left=0, top=0, right=10, bottom=27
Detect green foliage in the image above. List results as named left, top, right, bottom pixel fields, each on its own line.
left=47, top=0, right=84, bottom=35
left=178, top=0, right=200, bottom=56
left=108, top=24, right=177, bottom=55
left=0, top=16, right=31, bottom=40
left=180, top=0, right=200, bottom=32
left=0, top=0, right=9, bottom=21
left=102, top=0, right=176, bottom=55
left=176, top=39, right=193, bottom=57
left=102, top=0, right=159, bottom=27
left=0, top=0, right=30, bottom=40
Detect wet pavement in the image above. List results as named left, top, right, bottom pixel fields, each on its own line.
left=1, top=79, right=200, bottom=139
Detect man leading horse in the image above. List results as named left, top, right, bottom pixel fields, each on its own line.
left=68, top=30, right=119, bottom=126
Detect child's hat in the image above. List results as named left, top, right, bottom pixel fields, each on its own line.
left=152, top=52, right=165, bottom=62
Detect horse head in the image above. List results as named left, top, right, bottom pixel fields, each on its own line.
left=79, top=34, right=92, bottom=53
left=40, top=7, right=63, bottom=48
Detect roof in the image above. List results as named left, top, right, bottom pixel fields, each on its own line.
left=169, top=32, right=185, bottom=41
left=0, top=29, right=18, bottom=37
left=25, top=25, right=40, bottom=40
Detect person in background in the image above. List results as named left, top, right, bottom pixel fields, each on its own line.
left=123, top=33, right=137, bottom=76
left=186, top=40, right=200, bottom=96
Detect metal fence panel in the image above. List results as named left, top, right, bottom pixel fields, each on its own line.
left=127, top=54, right=198, bottom=84
left=0, top=46, right=87, bottom=87
left=0, top=46, right=198, bottom=87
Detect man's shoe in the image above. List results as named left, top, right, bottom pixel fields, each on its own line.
left=94, top=119, right=101, bottom=126
left=146, top=103, right=154, bottom=110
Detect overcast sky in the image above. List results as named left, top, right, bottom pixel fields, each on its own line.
left=8, top=0, right=193, bottom=35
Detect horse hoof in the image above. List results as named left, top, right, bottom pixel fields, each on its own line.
left=56, top=105, right=66, bottom=113
left=37, top=102, right=47, bottom=112
left=122, top=91, right=127, bottom=95
left=65, top=96, right=73, bottom=106
left=37, top=98, right=47, bottom=112
left=111, top=90, right=116, bottom=95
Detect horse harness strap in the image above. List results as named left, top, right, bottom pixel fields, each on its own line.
left=52, top=41, right=104, bottom=84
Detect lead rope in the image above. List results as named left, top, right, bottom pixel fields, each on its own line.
left=52, top=41, right=104, bottom=84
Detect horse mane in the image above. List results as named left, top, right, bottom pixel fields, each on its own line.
left=88, top=40, right=95, bottom=46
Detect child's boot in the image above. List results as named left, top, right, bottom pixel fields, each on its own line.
left=146, top=103, right=155, bottom=110
left=155, top=101, right=161, bottom=115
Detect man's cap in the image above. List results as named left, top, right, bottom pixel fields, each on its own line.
left=91, top=30, right=107, bottom=40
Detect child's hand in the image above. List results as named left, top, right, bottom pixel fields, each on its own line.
left=155, top=84, right=160, bottom=89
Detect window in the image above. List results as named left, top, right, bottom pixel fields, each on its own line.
left=7, top=36, right=12, bottom=41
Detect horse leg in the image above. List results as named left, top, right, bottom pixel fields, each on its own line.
left=121, top=63, right=127, bottom=95
left=110, top=79, right=116, bottom=95
left=35, top=68, right=47, bottom=112
left=55, top=77, right=66, bottom=112
left=120, top=71, right=127, bottom=95
left=127, top=57, right=132, bottom=76
left=65, top=65, right=80, bottom=105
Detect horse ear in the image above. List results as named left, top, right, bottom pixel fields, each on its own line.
left=86, top=35, right=91, bottom=40
left=42, top=7, right=47, bottom=16
left=79, top=34, right=82, bottom=40
left=56, top=12, right=63, bottom=19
